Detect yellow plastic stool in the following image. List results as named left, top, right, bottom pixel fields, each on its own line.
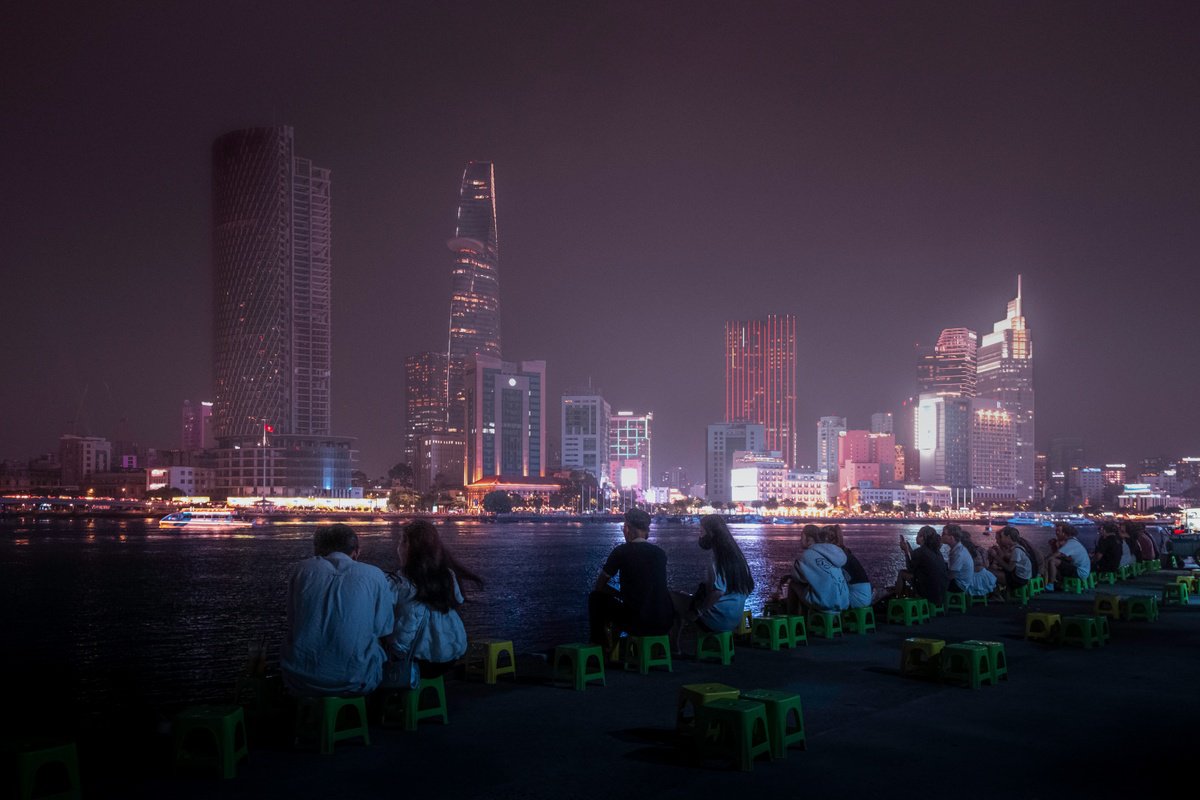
left=676, top=682, right=740, bottom=732
left=735, top=610, right=754, bottom=638
left=466, top=639, right=517, bottom=684
left=624, top=634, right=673, bottom=674
left=900, top=638, right=945, bottom=679
left=1024, top=613, right=1061, bottom=642
left=173, top=705, right=249, bottom=776
left=553, top=643, right=606, bottom=690
left=740, top=689, right=806, bottom=758
left=380, top=675, right=448, bottom=731
left=16, top=741, right=81, bottom=799
left=696, top=629, right=735, bottom=665
left=1093, top=594, right=1123, bottom=620
left=693, top=698, right=773, bottom=771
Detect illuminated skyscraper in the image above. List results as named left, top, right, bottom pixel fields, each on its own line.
left=816, top=416, right=846, bottom=480
left=609, top=411, right=653, bottom=492
left=976, top=276, right=1034, bottom=500
left=916, top=327, right=978, bottom=397
left=724, top=314, right=797, bottom=467
left=447, top=162, right=502, bottom=428
left=404, top=351, right=449, bottom=471
left=181, top=400, right=214, bottom=452
left=561, top=393, right=611, bottom=486
left=465, top=356, right=544, bottom=484
left=211, top=126, right=331, bottom=440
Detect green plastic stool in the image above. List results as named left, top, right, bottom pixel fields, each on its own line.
left=16, top=741, right=81, bottom=800
left=1094, top=572, right=1117, bottom=586
left=940, top=643, right=993, bottom=689
left=1061, top=616, right=1104, bottom=649
left=1162, top=583, right=1190, bottom=606
left=1030, top=576, right=1046, bottom=594
left=900, top=638, right=945, bottom=679
left=1095, top=615, right=1112, bottom=644
left=969, top=592, right=989, bottom=607
left=174, top=705, right=249, bottom=776
left=929, top=600, right=946, bottom=617
left=1012, top=584, right=1032, bottom=605
left=380, top=675, right=448, bottom=731
left=1061, top=577, right=1085, bottom=594
left=296, top=696, right=370, bottom=752
left=676, top=682, right=740, bottom=732
left=945, top=592, right=968, bottom=614
left=785, top=615, right=809, bottom=647
left=887, top=598, right=921, bottom=626
left=916, top=598, right=932, bottom=622
left=964, top=639, right=1008, bottom=683
left=740, top=689, right=806, bottom=758
left=693, top=698, right=773, bottom=771
left=1118, top=564, right=1134, bottom=580
left=1135, top=561, right=1149, bottom=576
left=696, top=630, right=735, bottom=665
left=751, top=616, right=791, bottom=650
left=1122, top=596, right=1158, bottom=622
left=807, top=610, right=843, bottom=639
left=841, top=606, right=876, bottom=634
left=553, top=643, right=606, bottom=690
left=625, top=634, right=673, bottom=673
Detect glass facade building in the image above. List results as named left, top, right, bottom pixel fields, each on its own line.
left=465, top=356, right=545, bottom=484
left=724, top=314, right=797, bottom=468
left=916, top=327, right=978, bottom=398
left=404, top=351, right=449, bottom=470
left=976, top=276, right=1035, bottom=500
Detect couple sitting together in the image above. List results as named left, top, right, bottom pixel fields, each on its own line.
left=280, top=521, right=481, bottom=697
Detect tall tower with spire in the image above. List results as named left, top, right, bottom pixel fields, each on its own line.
left=446, top=161, right=502, bottom=430
left=976, top=275, right=1034, bottom=500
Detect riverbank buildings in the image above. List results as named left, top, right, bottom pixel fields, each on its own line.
left=724, top=315, right=798, bottom=468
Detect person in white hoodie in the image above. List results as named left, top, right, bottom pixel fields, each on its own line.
left=781, top=525, right=850, bottom=614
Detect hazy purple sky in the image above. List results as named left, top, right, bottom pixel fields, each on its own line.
left=3, top=1, right=1198, bottom=479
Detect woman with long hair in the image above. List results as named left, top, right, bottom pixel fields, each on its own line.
left=383, top=519, right=484, bottom=687
left=782, top=522, right=849, bottom=614
left=670, top=514, right=754, bottom=650
left=993, top=525, right=1034, bottom=591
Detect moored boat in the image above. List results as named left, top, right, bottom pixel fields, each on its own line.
left=159, top=509, right=252, bottom=529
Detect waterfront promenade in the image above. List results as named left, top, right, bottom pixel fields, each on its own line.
left=57, top=567, right=1197, bottom=800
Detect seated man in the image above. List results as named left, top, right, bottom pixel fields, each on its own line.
left=588, top=508, right=674, bottom=652
left=280, top=524, right=394, bottom=696
left=1046, top=523, right=1091, bottom=589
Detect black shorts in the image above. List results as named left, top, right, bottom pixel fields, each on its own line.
left=1004, top=570, right=1029, bottom=588
left=1058, top=561, right=1079, bottom=580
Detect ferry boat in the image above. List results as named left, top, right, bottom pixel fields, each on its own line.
left=158, top=509, right=252, bottom=529
left=1005, top=512, right=1094, bottom=528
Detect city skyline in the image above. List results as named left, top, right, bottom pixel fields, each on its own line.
left=3, top=3, right=1199, bottom=480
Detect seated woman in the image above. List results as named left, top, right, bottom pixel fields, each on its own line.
left=896, top=526, right=949, bottom=606
left=782, top=524, right=849, bottom=614
left=993, top=525, right=1034, bottom=591
left=945, top=526, right=997, bottom=597
left=382, top=519, right=483, bottom=688
left=825, top=524, right=872, bottom=608
left=670, top=514, right=754, bottom=650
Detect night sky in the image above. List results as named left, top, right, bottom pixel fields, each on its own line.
left=3, top=2, right=1199, bottom=479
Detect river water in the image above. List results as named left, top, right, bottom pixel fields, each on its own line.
left=1, top=517, right=1070, bottom=710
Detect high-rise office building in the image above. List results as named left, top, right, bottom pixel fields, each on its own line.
left=447, top=162, right=502, bottom=428
left=212, top=126, right=331, bottom=441
left=969, top=399, right=1016, bottom=498
left=836, top=430, right=896, bottom=496
left=706, top=422, right=766, bottom=505
left=609, top=411, right=653, bottom=491
left=870, top=412, right=894, bottom=435
left=404, top=351, right=450, bottom=468
left=916, top=327, right=978, bottom=398
left=816, top=416, right=846, bottom=480
left=976, top=276, right=1034, bottom=500
left=916, top=394, right=971, bottom=490
left=464, top=356, right=545, bottom=484
left=724, top=315, right=797, bottom=467
left=181, top=400, right=214, bottom=452
left=561, top=393, right=611, bottom=486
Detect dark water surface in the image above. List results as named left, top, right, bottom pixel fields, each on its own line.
left=1, top=517, right=1063, bottom=710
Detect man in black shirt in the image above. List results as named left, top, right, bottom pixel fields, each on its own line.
left=588, top=508, right=674, bottom=651
left=898, top=525, right=950, bottom=606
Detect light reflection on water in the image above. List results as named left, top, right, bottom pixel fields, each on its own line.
left=1, top=518, right=1063, bottom=708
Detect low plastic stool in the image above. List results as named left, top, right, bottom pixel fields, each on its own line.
left=1061, top=577, right=1085, bottom=594
left=740, top=689, right=806, bottom=758
left=1095, top=615, right=1112, bottom=644
left=842, top=606, right=876, bottom=634
left=1118, top=564, right=1134, bottom=580
left=696, top=630, right=735, bottom=665
left=945, top=592, right=968, bottom=614
left=807, top=610, right=843, bottom=639
left=916, top=598, right=932, bottom=622
left=929, top=601, right=946, bottom=617
left=1162, top=582, right=1190, bottom=606
left=735, top=610, right=753, bottom=638
left=465, top=639, right=516, bottom=684
left=676, top=682, right=740, bottom=733
left=1030, top=576, right=1046, bottom=594
left=553, top=643, right=606, bottom=690
left=1135, top=561, right=1149, bottom=576
left=173, top=705, right=249, bottom=776
left=1122, top=596, right=1157, bottom=621
left=1012, top=584, right=1033, bottom=605
left=1093, top=594, right=1122, bottom=620
left=1094, top=572, right=1117, bottom=586
left=16, top=741, right=81, bottom=799
left=380, top=675, right=448, bottom=731
left=940, top=643, right=993, bottom=689
left=900, top=638, right=945, bottom=679
left=963, top=639, right=1008, bottom=683
left=1025, top=612, right=1061, bottom=642
left=296, top=696, right=370, bottom=752
left=887, top=598, right=921, bottom=626
left=969, top=592, right=989, bottom=607
left=1061, top=616, right=1104, bottom=649
left=693, top=698, right=772, bottom=772
left=625, top=634, right=673, bottom=673
left=785, top=615, right=808, bottom=647
left=1175, top=575, right=1197, bottom=591
left=751, top=616, right=791, bottom=650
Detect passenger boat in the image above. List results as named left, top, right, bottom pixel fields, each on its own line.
left=1005, top=512, right=1094, bottom=528
left=158, top=509, right=252, bottom=529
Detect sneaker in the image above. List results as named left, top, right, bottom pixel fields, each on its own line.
left=1044, top=582, right=1055, bottom=592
